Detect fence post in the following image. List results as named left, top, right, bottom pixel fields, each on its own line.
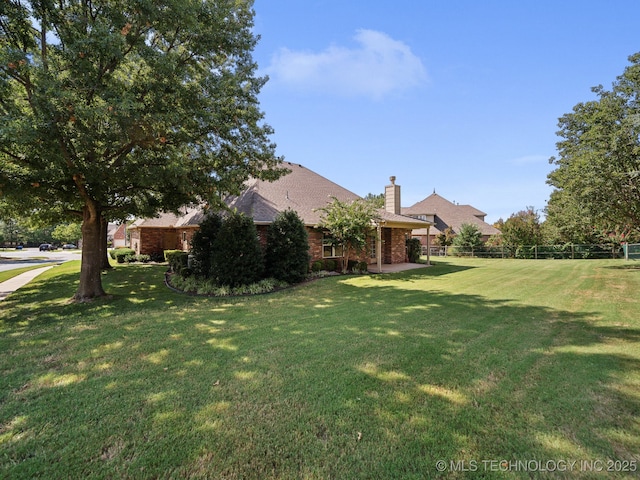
left=571, top=244, right=574, bottom=260
left=534, top=245, right=538, bottom=260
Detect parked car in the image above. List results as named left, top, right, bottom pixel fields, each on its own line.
left=62, top=244, right=77, bottom=250
left=39, top=243, right=54, bottom=251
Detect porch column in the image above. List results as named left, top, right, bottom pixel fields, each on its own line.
left=376, top=224, right=382, bottom=273
left=426, top=225, right=431, bottom=266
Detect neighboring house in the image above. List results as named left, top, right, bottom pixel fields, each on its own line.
left=403, top=192, right=500, bottom=247
left=108, top=223, right=128, bottom=248
left=128, top=163, right=431, bottom=270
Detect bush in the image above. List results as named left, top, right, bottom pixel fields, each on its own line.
left=265, top=209, right=310, bottom=284
left=210, top=212, right=264, bottom=287
left=311, top=260, right=323, bottom=272
left=149, top=251, right=165, bottom=263
left=190, top=213, right=222, bottom=278
left=165, top=250, right=189, bottom=273
left=355, top=261, right=369, bottom=274
left=406, top=238, right=422, bottom=263
left=114, top=248, right=135, bottom=263
left=324, top=259, right=336, bottom=271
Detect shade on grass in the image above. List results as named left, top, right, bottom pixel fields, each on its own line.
left=1, top=258, right=639, bottom=478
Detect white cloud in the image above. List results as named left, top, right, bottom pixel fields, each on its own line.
left=266, top=29, right=427, bottom=99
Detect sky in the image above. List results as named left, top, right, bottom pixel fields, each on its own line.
left=251, top=0, right=640, bottom=224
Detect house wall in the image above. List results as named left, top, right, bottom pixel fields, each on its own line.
left=133, top=225, right=412, bottom=266
left=131, top=228, right=179, bottom=255
left=307, top=228, right=323, bottom=261
left=384, top=228, right=410, bottom=263
left=176, top=228, right=197, bottom=252
left=112, top=223, right=127, bottom=248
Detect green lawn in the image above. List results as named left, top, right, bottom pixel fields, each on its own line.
left=1, top=258, right=639, bottom=479
left=0, top=265, right=54, bottom=284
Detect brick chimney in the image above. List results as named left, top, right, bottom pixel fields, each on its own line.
left=385, top=176, right=401, bottom=215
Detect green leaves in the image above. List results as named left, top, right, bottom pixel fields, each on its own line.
left=317, top=197, right=379, bottom=273
left=547, top=52, right=640, bottom=240
left=1, top=0, right=284, bottom=299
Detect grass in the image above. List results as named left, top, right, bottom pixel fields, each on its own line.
left=1, top=258, right=639, bottom=479
left=0, top=265, right=55, bottom=284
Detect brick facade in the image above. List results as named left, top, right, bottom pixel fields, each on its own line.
left=131, top=225, right=411, bottom=266
left=383, top=227, right=410, bottom=264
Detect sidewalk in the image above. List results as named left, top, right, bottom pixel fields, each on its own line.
left=0, top=266, right=55, bottom=301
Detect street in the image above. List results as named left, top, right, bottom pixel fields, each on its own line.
left=0, top=248, right=81, bottom=272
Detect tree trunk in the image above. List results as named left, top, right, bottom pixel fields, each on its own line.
left=74, top=204, right=107, bottom=302
left=100, top=214, right=112, bottom=270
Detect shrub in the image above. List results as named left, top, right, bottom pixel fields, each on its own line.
left=210, top=212, right=264, bottom=287
left=406, top=238, right=422, bottom=263
left=149, top=251, right=165, bottom=263
left=114, top=248, right=135, bottom=263
left=311, top=260, right=323, bottom=272
left=190, top=213, right=222, bottom=278
left=324, top=259, right=336, bottom=271
left=355, top=261, right=369, bottom=274
left=165, top=250, right=188, bottom=273
left=265, top=209, right=310, bottom=284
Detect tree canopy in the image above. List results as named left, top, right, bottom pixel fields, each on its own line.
left=500, top=207, right=544, bottom=247
left=452, top=223, right=483, bottom=250
left=317, top=197, right=379, bottom=273
left=546, top=52, right=640, bottom=242
left=0, top=0, right=285, bottom=300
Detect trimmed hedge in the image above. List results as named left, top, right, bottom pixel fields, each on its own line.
left=165, top=250, right=189, bottom=274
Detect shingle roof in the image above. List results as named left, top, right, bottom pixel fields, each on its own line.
left=227, top=162, right=361, bottom=225
left=403, top=192, right=499, bottom=236
left=131, top=163, right=431, bottom=230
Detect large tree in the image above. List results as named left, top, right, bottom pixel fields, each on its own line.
left=547, top=52, right=640, bottom=241
left=500, top=207, right=544, bottom=247
left=0, top=0, right=284, bottom=301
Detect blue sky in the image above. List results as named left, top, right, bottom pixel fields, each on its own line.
left=252, top=1, right=640, bottom=223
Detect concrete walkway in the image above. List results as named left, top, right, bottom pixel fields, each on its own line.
left=0, top=266, right=55, bottom=301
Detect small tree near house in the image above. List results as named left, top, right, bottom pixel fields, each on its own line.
left=210, top=212, right=264, bottom=288
left=190, top=213, right=223, bottom=278
left=452, top=223, right=484, bottom=252
left=265, top=210, right=309, bottom=284
left=317, top=197, right=379, bottom=273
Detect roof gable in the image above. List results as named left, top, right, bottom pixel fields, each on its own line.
left=227, top=162, right=361, bottom=225
left=403, top=192, right=499, bottom=236
left=131, top=163, right=431, bottom=230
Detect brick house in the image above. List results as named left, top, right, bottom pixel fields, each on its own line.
left=403, top=191, right=500, bottom=248
left=128, top=163, right=431, bottom=271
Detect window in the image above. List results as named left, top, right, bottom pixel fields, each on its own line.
left=369, top=235, right=376, bottom=258
left=322, top=235, right=343, bottom=258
